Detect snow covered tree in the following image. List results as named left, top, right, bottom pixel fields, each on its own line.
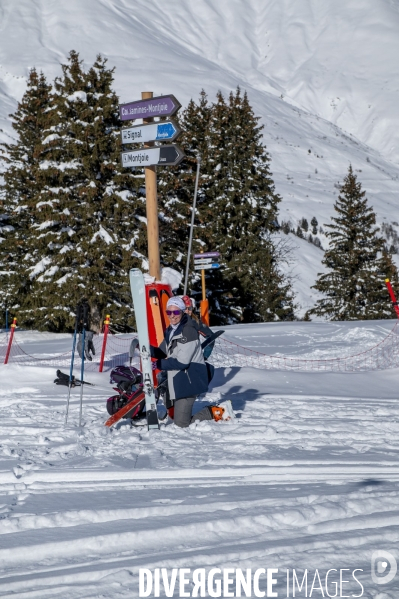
left=310, top=165, right=399, bottom=320
left=311, top=216, right=318, bottom=235
left=157, top=90, right=212, bottom=269
left=2, top=52, right=147, bottom=331
left=0, top=69, right=52, bottom=320
left=158, top=88, right=295, bottom=323
left=300, top=218, right=309, bottom=232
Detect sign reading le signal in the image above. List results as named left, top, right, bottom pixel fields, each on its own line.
left=121, top=145, right=185, bottom=168
left=121, top=120, right=181, bottom=144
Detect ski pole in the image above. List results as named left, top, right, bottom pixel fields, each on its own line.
left=65, top=304, right=82, bottom=424
left=79, top=302, right=90, bottom=428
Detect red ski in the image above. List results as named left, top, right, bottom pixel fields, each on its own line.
left=105, top=389, right=145, bottom=428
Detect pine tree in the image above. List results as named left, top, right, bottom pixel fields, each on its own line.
left=0, top=69, right=52, bottom=321
left=2, top=52, right=146, bottom=331
left=157, top=90, right=212, bottom=270
left=310, top=165, right=399, bottom=320
left=300, top=218, right=309, bottom=232
left=311, top=216, right=318, bottom=235
left=158, top=88, right=295, bottom=323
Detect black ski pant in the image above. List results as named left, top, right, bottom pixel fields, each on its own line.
left=173, top=396, right=213, bottom=428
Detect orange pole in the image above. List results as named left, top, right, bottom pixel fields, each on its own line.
left=4, top=317, right=17, bottom=364
left=99, top=314, right=110, bottom=372
left=385, top=279, right=399, bottom=318
left=200, top=250, right=210, bottom=326
left=200, top=299, right=209, bottom=326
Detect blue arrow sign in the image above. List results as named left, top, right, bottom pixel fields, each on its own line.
left=156, top=122, right=177, bottom=140
left=211, top=263, right=221, bottom=268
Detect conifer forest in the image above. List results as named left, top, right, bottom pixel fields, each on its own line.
left=1, top=52, right=398, bottom=331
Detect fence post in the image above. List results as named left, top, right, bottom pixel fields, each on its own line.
left=99, top=314, right=110, bottom=372
left=4, top=317, right=17, bottom=364
left=385, top=279, right=399, bottom=318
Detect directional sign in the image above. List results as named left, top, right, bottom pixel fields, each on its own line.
left=121, top=120, right=181, bottom=144
left=194, top=258, right=213, bottom=265
left=121, top=145, right=185, bottom=168
left=194, top=252, right=220, bottom=259
left=119, top=95, right=181, bottom=121
left=194, top=263, right=221, bottom=271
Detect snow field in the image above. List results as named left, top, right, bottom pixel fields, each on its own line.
left=0, top=322, right=398, bottom=597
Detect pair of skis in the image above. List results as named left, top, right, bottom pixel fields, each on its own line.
left=64, top=301, right=90, bottom=426
left=129, top=270, right=160, bottom=430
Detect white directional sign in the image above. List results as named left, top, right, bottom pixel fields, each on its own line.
left=121, top=120, right=181, bottom=144
left=194, top=258, right=213, bottom=265
left=121, top=145, right=185, bottom=168
left=194, top=263, right=221, bottom=271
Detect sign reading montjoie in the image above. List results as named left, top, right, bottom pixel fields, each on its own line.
left=121, top=145, right=185, bottom=168
left=194, top=252, right=221, bottom=271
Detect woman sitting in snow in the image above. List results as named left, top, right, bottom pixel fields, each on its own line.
left=151, top=296, right=233, bottom=427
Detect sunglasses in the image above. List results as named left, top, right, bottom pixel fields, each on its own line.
left=166, top=309, right=182, bottom=316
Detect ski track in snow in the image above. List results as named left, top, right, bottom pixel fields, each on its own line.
left=0, top=322, right=398, bottom=597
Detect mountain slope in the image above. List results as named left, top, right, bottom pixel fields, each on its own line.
left=1, top=0, right=399, bottom=314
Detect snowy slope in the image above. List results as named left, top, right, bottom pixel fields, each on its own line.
left=0, top=323, right=399, bottom=597
left=1, top=0, right=399, bottom=313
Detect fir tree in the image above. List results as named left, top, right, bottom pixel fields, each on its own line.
left=0, top=69, right=52, bottom=320
left=311, top=216, right=318, bottom=235
left=158, top=88, right=295, bottom=323
left=2, top=52, right=146, bottom=331
left=300, top=218, right=309, bottom=232
left=157, top=90, right=212, bottom=269
left=310, top=165, right=399, bottom=320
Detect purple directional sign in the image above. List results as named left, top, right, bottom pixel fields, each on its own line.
left=194, top=252, right=220, bottom=259
left=119, top=95, right=181, bottom=121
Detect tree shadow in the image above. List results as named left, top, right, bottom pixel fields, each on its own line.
left=208, top=367, right=268, bottom=415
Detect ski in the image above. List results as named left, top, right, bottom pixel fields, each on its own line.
left=129, top=269, right=160, bottom=430
left=201, top=329, right=224, bottom=351
left=149, top=288, right=165, bottom=345
left=105, top=389, right=146, bottom=428
left=160, top=288, right=171, bottom=326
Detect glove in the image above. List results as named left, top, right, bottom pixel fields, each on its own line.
left=84, top=331, right=95, bottom=361
left=77, top=331, right=95, bottom=361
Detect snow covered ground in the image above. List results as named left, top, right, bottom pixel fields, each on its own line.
left=1, top=0, right=399, bottom=313
left=0, top=321, right=398, bottom=597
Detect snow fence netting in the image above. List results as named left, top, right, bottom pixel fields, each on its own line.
left=0, top=332, right=137, bottom=372
left=2, top=322, right=399, bottom=372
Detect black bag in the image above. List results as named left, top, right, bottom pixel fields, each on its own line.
left=206, top=362, right=215, bottom=383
